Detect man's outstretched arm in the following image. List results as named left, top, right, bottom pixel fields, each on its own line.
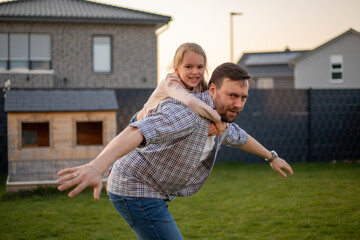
left=57, top=126, right=144, bottom=200
left=238, top=135, right=293, bottom=178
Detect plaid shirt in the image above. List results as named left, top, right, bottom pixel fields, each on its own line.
left=107, top=91, right=248, bottom=201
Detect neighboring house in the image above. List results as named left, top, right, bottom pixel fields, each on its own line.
left=5, top=89, right=118, bottom=191
left=291, top=28, right=360, bottom=89
left=238, top=48, right=308, bottom=89
left=0, top=0, right=171, bottom=89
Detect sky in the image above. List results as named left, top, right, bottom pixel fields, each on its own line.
left=4, top=0, right=358, bottom=81
left=94, top=0, right=360, bottom=81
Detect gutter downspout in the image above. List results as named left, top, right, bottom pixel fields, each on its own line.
left=155, top=20, right=172, bottom=84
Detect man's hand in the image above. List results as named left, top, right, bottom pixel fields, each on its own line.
left=57, top=164, right=103, bottom=200
left=270, top=157, right=293, bottom=178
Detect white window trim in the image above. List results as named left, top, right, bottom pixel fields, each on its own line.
left=93, top=35, right=112, bottom=73
left=0, top=69, right=54, bottom=74
left=330, top=55, right=343, bottom=83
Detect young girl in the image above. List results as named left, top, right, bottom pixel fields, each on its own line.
left=135, top=42, right=226, bottom=135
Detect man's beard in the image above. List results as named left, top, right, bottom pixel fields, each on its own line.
left=213, top=94, right=241, bottom=123
left=218, top=107, right=240, bottom=123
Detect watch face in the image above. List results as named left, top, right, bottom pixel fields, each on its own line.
left=265, top=151, right=277, bottom=162
left=272, top=151, right=278, bottom=158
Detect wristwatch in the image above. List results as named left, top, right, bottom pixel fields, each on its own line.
left=265, top=150, right=278, bottom=162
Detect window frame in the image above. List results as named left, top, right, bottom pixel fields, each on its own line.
left=9, top=33, right=29, bottom=71
left=330, top=55, right=344, bottom=83
left=92, top=35, right=112, bottom=73
left=0, top=33, right=52, bottom=72
left=75, top=121, right=104, bottom=146
left=21, top=121, right=51, bottom=148
left=29, top=34, right=52, bottom=71
left=0, top=33, right=8, bottom=70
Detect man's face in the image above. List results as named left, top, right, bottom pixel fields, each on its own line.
left=209, top=78, right=249, bottom=123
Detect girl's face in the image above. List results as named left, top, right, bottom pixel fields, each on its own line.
left=175, top=51, right=205, bottom=90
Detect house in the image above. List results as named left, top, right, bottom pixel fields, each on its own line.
left=0, top=0, right=171, bottom=89
left=237, top=48, right=308, bottom=89
left=291, top=28, right=360, bottom=89
left=0, top=0, right=171, bottom=190
left=5, top=89, right=118, bottom=191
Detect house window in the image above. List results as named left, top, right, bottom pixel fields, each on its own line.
left=10, top=33, right=29, bottom=70
left=257, top=78, right=274, bottom=89
left=0, top=33, right=51, bottom=71
left=76, top=122, right=103, bottom=145
left=93, top=36, right=111, bottom=73
left=30, top=34, right=51, bottom=70
left=330, top=55, right=343, bottom=83
left=21, top=122, right=50, bottom=148
left=0, top=33, right=8, bottom=70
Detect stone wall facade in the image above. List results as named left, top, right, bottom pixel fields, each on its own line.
left=0, top=21, right=158, bottom=89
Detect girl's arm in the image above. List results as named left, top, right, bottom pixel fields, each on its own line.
left=165, top=74, right=227, bottom=135
left=136, top=108, right=145, bottom=121
left=165, top=74, right=221, bottom=123
left=136, top=76, right=171, bottom=121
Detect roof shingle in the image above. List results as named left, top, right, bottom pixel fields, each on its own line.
left=5, top=89, right=119, bottom=112
left=237, top=50, right=309, bottom=77
left=240, top=51, right=307, bottom=66
left=0, top=0, right=171, bottom=27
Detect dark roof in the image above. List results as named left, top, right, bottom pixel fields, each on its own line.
left=0, top=0, right=171, bottom=27
left=5, top=89, right=119, bottom=112
left=243, top=65, right=295, bottom=78
left=238, top=49, right=308, bottom=78
left=291, top=28, right=360, bottom=64
left=238, top=50, right=308, bottom=66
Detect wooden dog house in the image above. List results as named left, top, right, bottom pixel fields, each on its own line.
left=5, top=89, right=118, bottom=191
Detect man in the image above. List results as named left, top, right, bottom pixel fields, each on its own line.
left=57, top=62, right=293, bottom=240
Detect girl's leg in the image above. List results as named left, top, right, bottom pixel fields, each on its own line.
left=109, top=192, right=183, bottom=240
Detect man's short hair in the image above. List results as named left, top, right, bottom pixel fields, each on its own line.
left=208, top=62, right=251, bottom=88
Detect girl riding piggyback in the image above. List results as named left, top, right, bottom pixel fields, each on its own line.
left=136, top=42, right=227, bottom=135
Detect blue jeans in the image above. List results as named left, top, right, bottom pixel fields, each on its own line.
left=108, top=192, right=183, bottom=240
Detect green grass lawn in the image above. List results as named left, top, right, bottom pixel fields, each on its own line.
left=1, top=162, right=359, bottom=240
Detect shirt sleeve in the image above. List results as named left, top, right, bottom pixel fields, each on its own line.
left=165, top=74, right=221, bottom=123
left=222, top=123, right=248, bottom=147
left=130, top=100, right=199, bottom=145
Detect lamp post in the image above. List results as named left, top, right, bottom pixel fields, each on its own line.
left=230, top=12, right=242, bottom=63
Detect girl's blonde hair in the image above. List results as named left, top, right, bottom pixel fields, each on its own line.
left=173, top=42, right=208, bottom=92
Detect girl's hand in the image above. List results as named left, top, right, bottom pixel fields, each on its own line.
left=209, top=122, right=218, bottom=136
left=214, top=121, right=227, bottom=135
left=209, top=122, right=227, bottom=136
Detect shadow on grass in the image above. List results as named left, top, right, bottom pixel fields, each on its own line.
left=0, top=174, right=105, bottom=201
left=0, top=174, right=72, bottom=201
left=1, top=186, right=65, bottom=201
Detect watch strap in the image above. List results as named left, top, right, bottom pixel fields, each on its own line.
left=265, top=150, right=278, bottom=162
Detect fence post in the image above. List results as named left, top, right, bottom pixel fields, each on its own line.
left=307, top=88, right=312, bottom=162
